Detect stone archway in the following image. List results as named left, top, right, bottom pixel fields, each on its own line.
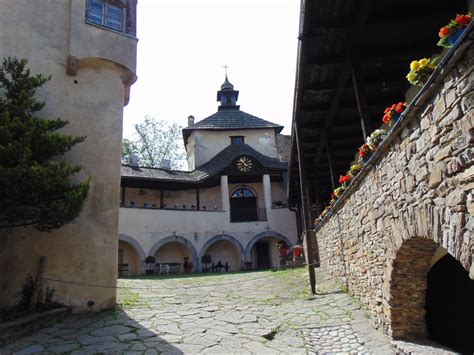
left=388, top=236, right=474, bottom=353
left=245, top=231, right=292, bottom=261
left=199, top=234, right=245, bottom=271
left=148, top=236, right=198, bottom=272
left=245, top=231, right=292, bottom=269
left=118, top=234, right=146, bottom=275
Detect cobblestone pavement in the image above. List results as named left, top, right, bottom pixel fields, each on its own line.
left=0, top=267, right=393, bottom=354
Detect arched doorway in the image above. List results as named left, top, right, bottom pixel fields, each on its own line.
left=245, top=232, right=292, bottom=270
left=389, top=238, right=474, bottom=353
left=230, top=187, right=258, bottom=222
left=148, top=236, right=198, bottom=273
left=118, top=234, right=146, bottom=275
left=200, top=234, right=244, bottom=272
left=426, top=252, right=474, bottom=353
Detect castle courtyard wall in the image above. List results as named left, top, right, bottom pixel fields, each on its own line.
left=0, top=0, right=137, bottom=310
left=313, top=37, right=473, bottom=338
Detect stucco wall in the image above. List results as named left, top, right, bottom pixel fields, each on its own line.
left=123, top=180, right=290, bottom=211
left=186, top=129, right=279, bottom=170
left=313, top=40, right=473, bottom=338
left=154, top=242, right=191, bottom=264
left=119, top=241, right=142, bottom=276
left=205, top=240, right=241, bottom=272
left=0, top=0, right=136, bottom=310
left=118, top=201, right=298, bottom=270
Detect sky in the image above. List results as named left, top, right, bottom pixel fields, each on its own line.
left=123, top=0, right=301, bottom=139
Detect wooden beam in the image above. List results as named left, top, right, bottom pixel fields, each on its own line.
left=312, top=64, right=350, bottom=167
left=311, top=0, right=370, bottom=173
left=351, top=57, right=369, bottom=140
left=326, top=140, right=336, bottom=191
left=160, top=189, right=164, bottom=209
left=294, top=120, right=317, bottom=294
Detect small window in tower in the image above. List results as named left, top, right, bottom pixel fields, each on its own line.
left=86, top=0, right=133, bottom=35
left=231, top=136, right=245, bottom=145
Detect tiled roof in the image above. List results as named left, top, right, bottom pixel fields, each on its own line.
left=182, top=108, right=284, bottom=144
left=121, top=144, right=287, bottom=183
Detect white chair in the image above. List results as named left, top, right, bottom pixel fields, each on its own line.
left=157, top=263, right=170, bottom=275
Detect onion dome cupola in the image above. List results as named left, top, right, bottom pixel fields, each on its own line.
left=217, top=75, right=240, bottom=110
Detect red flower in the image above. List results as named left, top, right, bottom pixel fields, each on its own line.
left=382, top=114, right=391, bottom=124
left=339, top=175, right=345, bottom=184
left=331, top=192, right=336, bottom=199
left=358, top=144, right=369, bottom=158
left=455, top=14, right=471, bottom=26
left=395, top=102, right=405, bottom=114
left=439, top=26, right=449, bottom=38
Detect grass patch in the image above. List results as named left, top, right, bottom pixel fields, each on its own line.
left=116, top=289, right=150, bottom=310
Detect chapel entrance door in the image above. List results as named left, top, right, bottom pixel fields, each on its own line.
left=256, top=242, right=271, bottom=269
left=230, top=190, right=258, bottom=222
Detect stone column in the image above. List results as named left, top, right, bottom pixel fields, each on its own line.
left=220, top=175, right=230, bottom=212
left=263, top=174, right=272, bottom=212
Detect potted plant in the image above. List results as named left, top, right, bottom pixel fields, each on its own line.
left=438, top=13, right=471, bottom=48
left=145, top=256, right=155, bottom=275
left=277, top=240, right=289, bottom=257
left=333, top=186, right=345, bottom=198
left=359, top=143, right=372, bottom=163
left=367, top=129, right=387, bottom=152
left=349, top=164, right=362, bottom=178
left=201, top=254, right=212, bottom=272
left=406, top=58, right=437, bottom=86
left=244, top=261, right=252, bottom=270
left=338, top=173, right=352, bottom=189
left=382, top=102, right=406, bottom=126
left=292, top=244, right=303, bottom=258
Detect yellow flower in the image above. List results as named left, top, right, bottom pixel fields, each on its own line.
left=419, top=58, right=429, bottom=68
left=406, top=72, right=416, bottom=82
left=410, top=60, right=420, bottom=71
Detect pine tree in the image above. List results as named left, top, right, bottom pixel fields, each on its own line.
left=0, top=57, right=90, bottom=231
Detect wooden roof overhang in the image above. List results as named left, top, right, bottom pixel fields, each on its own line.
left=288, top=0, right=466, bottom=207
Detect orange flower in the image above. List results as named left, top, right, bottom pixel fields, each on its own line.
left=455, top=14, right=471, bottom=26
left=439, top=26, right=449, bottom=38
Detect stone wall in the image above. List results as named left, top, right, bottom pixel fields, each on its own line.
left=313, top=36, right=473, bottom=338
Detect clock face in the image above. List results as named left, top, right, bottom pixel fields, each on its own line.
left=236, top=156, right=253, bottom=172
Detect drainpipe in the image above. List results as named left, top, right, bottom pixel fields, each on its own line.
left=288, top=205, right=302, bottom=244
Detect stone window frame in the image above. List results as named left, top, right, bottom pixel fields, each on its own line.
left=85, top=0, right=136, bottom=36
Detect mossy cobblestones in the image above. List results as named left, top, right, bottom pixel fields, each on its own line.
left=0, top=268, right=392, bottom=354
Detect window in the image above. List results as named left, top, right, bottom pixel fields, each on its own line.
left=230, top=136, right=245, bottom=145
left=231, top=188, right=255, bottom=198
left=230, top=188, right=258, bottom=222
left=86, top=0, right=127, bottom=33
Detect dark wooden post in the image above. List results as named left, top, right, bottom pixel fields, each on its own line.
left=121, top=186, right=126, bottom=207
left=294, top=121, right=317, bottom=295
left=29, top=256, right=47, bottom=312
left=160, top=189, right=164, bottom=208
